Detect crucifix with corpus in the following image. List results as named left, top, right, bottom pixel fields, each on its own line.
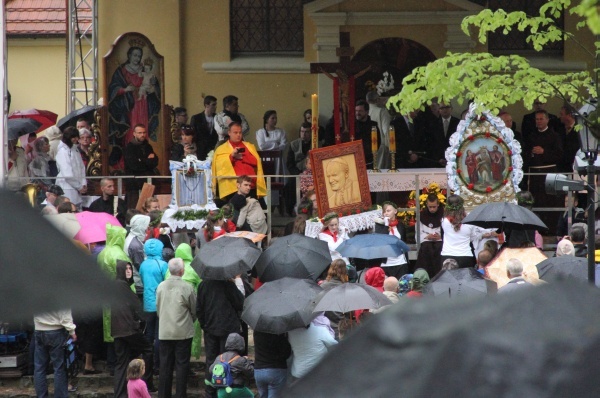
left=310, top=32, right=371, bottom=144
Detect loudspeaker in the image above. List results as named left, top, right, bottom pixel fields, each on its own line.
left=545, top=174, right=585, bottom=195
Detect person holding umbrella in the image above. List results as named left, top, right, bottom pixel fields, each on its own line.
left=320, top=259, right=350, bottom=340
left=28, top=137, right=53, bottom=203
left=254, top=330, right=291, bottom=398
left=287, top=315, right=338, bottom=381
left=196, top=273, right=245, bottom=398
left=6, top=138, right=30, bottom=192
left=318, top=212, right=350, bottom=264
left=440, top=195, right=478, bottom=269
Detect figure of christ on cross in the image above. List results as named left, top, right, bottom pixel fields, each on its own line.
left=311, top=32, right=372, bottom=144
left=319, top=66, right=371, bottom=143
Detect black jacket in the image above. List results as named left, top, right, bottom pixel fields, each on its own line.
left=111, top=260, right=144, bottom=338
left=88, top=196, right=127, bottom=226
left=253, top=331, right=291, bottom=369
left=124, top=139, right=159, bottom=176
left=197, top=280, right=245, bottom=337
left=190, top=111, right=218, bottom=161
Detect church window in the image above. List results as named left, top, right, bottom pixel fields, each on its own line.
left=487, top=0, right=564, bottom=56
left=230, top=0, right=311, bottom=55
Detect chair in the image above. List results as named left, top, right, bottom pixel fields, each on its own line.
left=258, top=150, right=285, bottom=216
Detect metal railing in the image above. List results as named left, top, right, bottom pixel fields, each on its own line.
left=9, top=170, right=590, bottom=246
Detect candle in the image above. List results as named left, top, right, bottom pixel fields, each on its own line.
left=389, top=125, right=396, bottom=152
left=371, top=126, right=378, bottom=154
left=311, top=94, right=318, bottom=149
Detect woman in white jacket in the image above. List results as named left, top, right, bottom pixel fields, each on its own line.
left=56, top=127, right=87, bottom=206
left=318, top=212, right=350, bottom=264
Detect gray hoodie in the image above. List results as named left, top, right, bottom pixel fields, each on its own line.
left=124, top=214, right=151, bottom=294
left=209, top=333, right=254, bottom=387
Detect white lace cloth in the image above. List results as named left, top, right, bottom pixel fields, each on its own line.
left=161, top=204, right=218, bottom=231
left=305, top=209, right=382, bottom=238
left=368, top=169, right=447, bottom=192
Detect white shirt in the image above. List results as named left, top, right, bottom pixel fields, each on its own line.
left=255, top=128, right=288, bottom=151
left=382, top=224, right=407, bottom=266
left=318, top=230, right=349, bottom=264
left=440, top=217, right=478, bottom=257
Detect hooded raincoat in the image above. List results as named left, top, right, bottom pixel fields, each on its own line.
left=125, top=214, right=151, bottom=295
left=170, top=243, right=203, bottom=358
left=97, top=225, right=131, bottom=342
left=209, top=333, right=254, bottom=388
left=139, top=239, right=168, bottom=313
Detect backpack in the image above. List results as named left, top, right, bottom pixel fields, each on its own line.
left=210, top=354, right=240, bottom=391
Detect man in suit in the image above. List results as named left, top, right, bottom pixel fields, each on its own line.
left=391, top=111, right=434, bottom=168
left=190, top=95, right=218, bottom=160
left=437, top=103, right=460, bottom=148
left=498, top=258, right=532, bottom=294
left=284, top=122, right=311, bottom=215
left=556, top=105, right=580, bottom=173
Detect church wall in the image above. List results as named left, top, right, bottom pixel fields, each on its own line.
left=7, top=39, right=70, bottom=118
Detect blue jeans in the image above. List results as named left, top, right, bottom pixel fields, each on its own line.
left=254, top=368, right=287, bottom=398
left=34, top=329, right=69, bottom=398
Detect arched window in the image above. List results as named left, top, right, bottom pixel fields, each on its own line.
left=230, top=0, right=311, bottom=55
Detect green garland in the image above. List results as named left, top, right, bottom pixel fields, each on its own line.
left=172, top=209, right=211, bottom=221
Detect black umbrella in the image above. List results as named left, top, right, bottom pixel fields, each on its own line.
left=191, top=236, right=261, bottom=280
left=536, top=256, right=588, bottom=282
left=0, top=189, right=119, bottom=322
left=336, top=233, right=410, bottom=259
left=462, top=201, right=547, bottom=230
left=313, top=283, right=392, bottom=313
left=254, top=234, right=331, bottom=282
left=7, top=118, right=42, bottom=140
left=57, top=105, right=101, bottom=130
left=424, top=268, right=497, bottom=298
left=241, top=277, right=322, bottom=334
left=286, top=282, right=600, bottom=397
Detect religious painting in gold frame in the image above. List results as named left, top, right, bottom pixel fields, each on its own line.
left=310, top=141, right=372, bottom=218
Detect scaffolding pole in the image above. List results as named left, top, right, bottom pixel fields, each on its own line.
left=67, top=0, right=97, bottom=113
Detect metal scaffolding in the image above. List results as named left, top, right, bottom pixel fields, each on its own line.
left=67, top=0, right=97, bottom=113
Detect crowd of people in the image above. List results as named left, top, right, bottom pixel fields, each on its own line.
left=33, top=169, right=592, bottom=398
left=14, top=94, right=594, bottom=398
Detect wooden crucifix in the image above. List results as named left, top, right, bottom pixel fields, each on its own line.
left=310, top=32, right=371, bottom=144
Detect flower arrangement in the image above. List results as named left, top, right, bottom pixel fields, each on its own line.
left=398, top=183, right=447, bottom=227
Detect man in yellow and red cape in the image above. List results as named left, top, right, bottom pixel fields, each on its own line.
left=211, top=121, right=266, bottom=203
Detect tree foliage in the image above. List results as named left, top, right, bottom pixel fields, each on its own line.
left=388, top=0, right=600, bottom=124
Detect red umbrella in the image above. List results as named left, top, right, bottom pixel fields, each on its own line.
left=74, top=211, right=122, bottom=244
left=9, top=109, right=58, bottom=132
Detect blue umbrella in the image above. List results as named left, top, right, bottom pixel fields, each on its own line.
left=336, top=234, right=410, bottom=259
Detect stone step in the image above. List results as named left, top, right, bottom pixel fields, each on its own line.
left=0, top=386, right=211, bottom=397
left=2, top=366, right=207, bottom=390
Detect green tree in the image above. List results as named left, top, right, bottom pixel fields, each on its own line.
left=388, top=0, right=600, bottom=135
